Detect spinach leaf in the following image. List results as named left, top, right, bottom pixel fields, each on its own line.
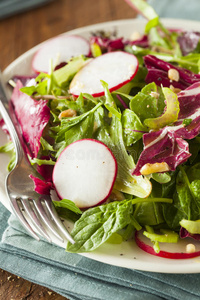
left=66, top=200, right=133, bottom=252
left=187, top=162, right=200, bottom=182
left=134, top=201, right=164, bottom=226
left=176, top=167, right=200, bottom=220
left=66, top=197, right=172, bottom=252
left=130, top=83, right=165, bottom=123
left=53, top=199, right=82, bottom=223
left=53, top=199, right=82, bottom=215
left=162, top=194, right=187, bottom=231
left=122, top=109, right=148, bottom=146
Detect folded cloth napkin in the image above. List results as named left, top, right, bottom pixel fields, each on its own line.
left=0, top=0, right=53, bottom=20
left=1, top=202, right=200, bottom=300
left=1, top=2, right=200, bottom=300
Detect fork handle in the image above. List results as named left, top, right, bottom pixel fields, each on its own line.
left=0, top=74, right=23, bottom=162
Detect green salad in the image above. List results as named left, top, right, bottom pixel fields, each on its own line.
left=2, top=0, right=200, bottom=258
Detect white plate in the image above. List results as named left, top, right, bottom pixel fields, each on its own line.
left=1, top=18, right=200, bottom=274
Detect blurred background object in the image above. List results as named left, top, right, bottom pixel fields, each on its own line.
left=0, top=0, right=54, bottom=20
left=0, top=0, right=136, bottom=71
left=148, top=0, right=200, bottom=20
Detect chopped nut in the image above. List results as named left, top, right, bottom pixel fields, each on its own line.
left=168, top=68, right=180, bottom=82
left=59, top=109, right=77, bottom=119
left=150, top=91, right=159, bottom=99
left=170, top=85, right=181, bottom=94
left=110, top=189, right=125, bottom=201
left=47, top=291, right=53, bottom=295
left=140, top=162, right=170, bottom=175
left=130, top=31, right=141, bottom=41
left=186, top=243, right=196, bottom=254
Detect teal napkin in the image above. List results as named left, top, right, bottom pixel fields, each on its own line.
left=148, top=0, right=200, bottom=21
left=0, top=0, right=53, bottom=20
left=1, top=202, right=200, bottom=300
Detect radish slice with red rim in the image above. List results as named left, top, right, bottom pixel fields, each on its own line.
left=52, top=139, right=117, bottom=209
left=32, top=35, right=90, bottom=73
left=69, top=51, right=139, bottom=97
left=135, top=230, right=200, bottom=259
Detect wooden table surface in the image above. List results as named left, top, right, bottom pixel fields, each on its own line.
left=0, top=0, right=137, bottom=299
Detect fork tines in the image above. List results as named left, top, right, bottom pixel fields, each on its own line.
left=11, top=195, right=75, bottom=244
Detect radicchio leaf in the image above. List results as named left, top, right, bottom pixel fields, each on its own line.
left=37, top=161, right=54, bottom=182
left=90, top=36, right=125, bottom=53
left=129, top=34, right=149, bottom=48
left=180, top=227, right=200, bottom=241
left=132, top=128, right=190, bottom=175
left=144, top=55, right=200, bottom=90
left=0, top=119, right=9, bottom=135
left=29, top=174, right=53, bottom=195
left=177, top=31, right=200, bottom=56
left=133, top=82, right=200, bottom=176
left=11, top=81, right=50, bottom=158
left=175, top=82, right=200, bottom=139
left=12, top=75, right=37, bottom=87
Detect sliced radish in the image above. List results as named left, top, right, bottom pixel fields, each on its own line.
left=32, top=35, right=90, bottom=73
left=52, top=139, right=117, bottom=209
left=135, top=230, right=200, bottom=259
left=69, top=51, right=139, bottom=97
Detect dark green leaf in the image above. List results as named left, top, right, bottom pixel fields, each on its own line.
left=53, top=199, right=82, bottom=215
left=66, top=200, right=133, bottom=252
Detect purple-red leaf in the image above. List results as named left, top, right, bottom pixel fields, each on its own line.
left=177, top=31, right=200, bottom=56
left=133, top=82, right=200, bottom=176
left=180, top=227, right=200, bottom=241
left=144, top=55, right=200, bottom=90
left=30, top=174, right=53, bottom=195
left=133, top=129, right=190, bottom=175
left=11, top=81, right=50, bottom=158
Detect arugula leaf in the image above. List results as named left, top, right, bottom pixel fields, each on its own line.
left=20, top=73, right=50, bottom=96
left=40, top=137, right=55, bottom=152
left=29, top=157, right=55, bottom=166
left=54, top=102, right=102, bottom=143
left=96, top=105, right=152, bottom=198
left=101, top=80, right=121, bottom=120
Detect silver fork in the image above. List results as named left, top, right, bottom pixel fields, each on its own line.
left=0, top=74, right=75, bottom=244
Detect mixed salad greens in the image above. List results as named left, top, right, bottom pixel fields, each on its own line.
left=2, top=0, right=200, bottom=258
